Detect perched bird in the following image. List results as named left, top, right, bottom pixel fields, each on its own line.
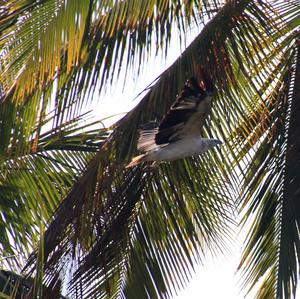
left=126, top=73, right=222, bottom=168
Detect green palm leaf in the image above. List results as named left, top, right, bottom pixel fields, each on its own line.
left=23, top=1, right=300, bottom=298
left=0, top=112, right=109, bottom=270
left=0, top=0, right=220, bottom=159
left=0, top=0, right=299, bottom=298
left=238, top=40, right=300, bottom=299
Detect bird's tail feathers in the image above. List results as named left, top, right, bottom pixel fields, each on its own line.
left=126, top=154, right=146, bottom=168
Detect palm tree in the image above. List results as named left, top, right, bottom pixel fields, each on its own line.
left=0, top=0, right=299, bottom=298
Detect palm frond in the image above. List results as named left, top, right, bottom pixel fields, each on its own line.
left=237, top=27, right=300, bottom=299
left=22, top=1, right=300, bottom=298
left=0, top=113, right=109, bottom=270
left=2, top=0, right=299, bottom=298
left=0, top=0, right=90, bottom=102
left=0, top=0, right=221, bottom=161
left=0, top=269, right=68, bottom=299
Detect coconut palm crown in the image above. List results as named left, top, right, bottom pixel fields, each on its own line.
left=0, top=1, right=299, bottom=298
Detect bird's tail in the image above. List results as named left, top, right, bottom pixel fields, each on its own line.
left=126, top=154, right=146, bottom=168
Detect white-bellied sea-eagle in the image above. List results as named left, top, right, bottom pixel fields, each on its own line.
left=126, top=73, right=222, bottom=168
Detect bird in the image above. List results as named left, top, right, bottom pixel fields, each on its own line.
left=126, top=72, right=222, bottom=168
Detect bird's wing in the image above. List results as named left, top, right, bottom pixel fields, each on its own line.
left=137, top=128, right=159, bottom=151
left=155, top=76, right=213, bottom=145
left=137, top=73, right=214, bottom=152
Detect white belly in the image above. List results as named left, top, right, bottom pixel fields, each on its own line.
left=146, top=138, right=208, bottom=162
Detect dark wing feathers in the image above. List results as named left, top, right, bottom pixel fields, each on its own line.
left=155, top=76, right=212, bottom=145
left=138, top=74, right=214, bottom=151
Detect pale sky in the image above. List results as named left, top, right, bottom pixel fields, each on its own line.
left=91, top=43, right=245, bottom=299
left=91, top=26, right=299, bottom=299
left=174, top=254, right=242, bottom=299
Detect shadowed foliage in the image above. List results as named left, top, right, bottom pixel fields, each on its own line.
left=0, top=0, right=299, bottom=298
